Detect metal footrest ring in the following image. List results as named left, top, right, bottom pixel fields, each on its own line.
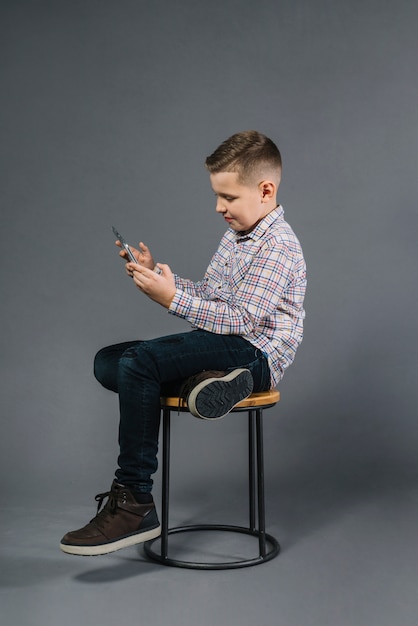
left=144, top=523, right=280, bottom=570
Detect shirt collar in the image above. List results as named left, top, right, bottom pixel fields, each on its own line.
left=235, top=205, right=284, bottom=242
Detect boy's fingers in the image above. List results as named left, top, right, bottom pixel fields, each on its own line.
left=128, top=262, right=145, bottom=273
left=158, top=263, right=172, bottom=277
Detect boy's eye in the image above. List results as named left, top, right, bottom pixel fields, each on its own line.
left=214, top=193, right=237, bottom=202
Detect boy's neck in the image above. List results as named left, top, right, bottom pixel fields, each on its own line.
left=237, top=204, right=279, bottom=236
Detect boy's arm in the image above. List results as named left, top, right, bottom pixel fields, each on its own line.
left=168, top=241, right=305, bottom=334
left=173, top=274, right=208, bottom=298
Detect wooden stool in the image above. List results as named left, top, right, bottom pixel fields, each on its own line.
left=143, top=390, right=281, bottom=569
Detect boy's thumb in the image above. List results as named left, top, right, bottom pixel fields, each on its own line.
left=157, top=263, right=172, bottom=277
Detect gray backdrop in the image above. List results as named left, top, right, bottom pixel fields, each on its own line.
left=1, top=0, right=417, bottom=512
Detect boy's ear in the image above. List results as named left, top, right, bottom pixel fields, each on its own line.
left=259, top=180, right=276, bottom=202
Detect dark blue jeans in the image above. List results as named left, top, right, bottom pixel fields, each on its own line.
left=94, top=330, right=271, bottom=493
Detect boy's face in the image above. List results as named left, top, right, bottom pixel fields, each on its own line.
left=210, top=171, right=275, bottom=233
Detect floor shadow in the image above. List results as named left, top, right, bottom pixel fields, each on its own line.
left=0, top=550, right=159, bottom=588
left=73, top=552, right=161, bottom=583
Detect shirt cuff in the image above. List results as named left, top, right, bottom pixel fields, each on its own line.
left=168, top=289, right=193, bottom=319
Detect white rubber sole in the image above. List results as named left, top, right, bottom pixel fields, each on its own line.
left=187, top=368, right=253, bottom=420
left=60, top=524, right=161, bottom=556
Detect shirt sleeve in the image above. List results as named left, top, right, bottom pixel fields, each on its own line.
left=168, top=239, right=296, bottom=335
left=173, top=274, right=207, bottom=298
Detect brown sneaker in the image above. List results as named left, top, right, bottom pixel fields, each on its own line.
left=182, top=368, right=253, bottom=420
left=60, top=480, right=161, bottom=556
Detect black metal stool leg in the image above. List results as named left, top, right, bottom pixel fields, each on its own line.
left=160, top=408, right=170, bottom=560
left=256, top=409, right=267, bottom=557
left=248, top=410, right=256, bottom=531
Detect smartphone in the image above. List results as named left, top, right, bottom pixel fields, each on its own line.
left=112, top=226, right=138, bottom=264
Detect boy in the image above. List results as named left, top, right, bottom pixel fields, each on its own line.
left=60, top=130, right=306, bottom=556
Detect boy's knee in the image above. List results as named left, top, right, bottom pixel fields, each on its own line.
left=94, top=346, right=117, bottom=391
left=93, top=347, right=106, bottom=381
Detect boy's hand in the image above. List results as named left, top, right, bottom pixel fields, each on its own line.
left=115, top=240, right=155, bottom=271
left=127, top=262, right=176, bottom=309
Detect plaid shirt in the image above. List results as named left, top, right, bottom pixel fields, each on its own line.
left=169, top=205, right=306, bottom=386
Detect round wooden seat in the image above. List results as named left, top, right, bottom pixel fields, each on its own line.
left=160, top=389, right=280, bottom=411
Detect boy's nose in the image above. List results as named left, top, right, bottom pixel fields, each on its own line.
left=215, top=199, right=226, bottom=213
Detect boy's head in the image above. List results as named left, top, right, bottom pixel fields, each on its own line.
left=205, top=131, right=282, bottom=233
left=205, top=130, right=282, bottom=187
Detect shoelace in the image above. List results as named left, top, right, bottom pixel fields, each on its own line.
left=94, top=490, right=117, bottom=514
left=89, top=490, right=121, bottom=528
